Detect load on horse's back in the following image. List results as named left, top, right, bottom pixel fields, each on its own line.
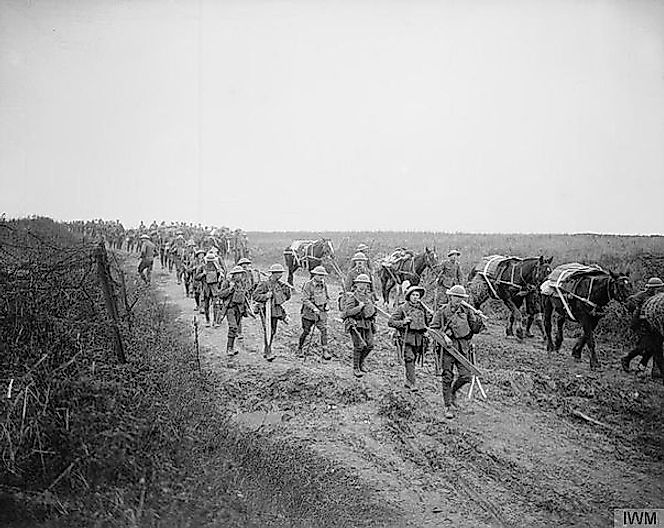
left=467, top=255, right=553, bottom=338
left=378, top=247, right=438, bottom=306
left=283, top=238, right=335, bottom=285
left=541, top=263, right=631, bottom=368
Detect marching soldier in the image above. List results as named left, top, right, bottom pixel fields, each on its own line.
left=431, top=285, right=484, bottom=419
left=236, top=257, right=257, bottom=341
left=191, top=249, right=205, bottom=311
left=344, top=252, right=376, bottom=293
left=388, top=285, right=432, bottom=391
left=621, top=277, right=664, bottom=377
left=343, top=274, right=377, bottom=377
left=253, top=263, right=292, bottom=361
left=434, top=249, right=464, bottom=307
left=138, top=234, right=157, bottom=285
left=218, top=266, right=251, bottom=357
left=197, top=250, right=223, bottom=327
left=169, top=233, right=186, bottom=285
left=298, top=265, right=331, bottom=360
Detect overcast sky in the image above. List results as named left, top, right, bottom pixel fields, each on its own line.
left=1, top=0, right=663, bottom=233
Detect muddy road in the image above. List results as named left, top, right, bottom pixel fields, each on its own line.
left=152, top=264, right=664, bottom=528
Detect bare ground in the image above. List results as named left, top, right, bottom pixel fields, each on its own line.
left=153, top=264, right=664, bottom=528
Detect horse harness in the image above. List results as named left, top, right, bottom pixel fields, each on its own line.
left=555, top=273, right=613, bottom=321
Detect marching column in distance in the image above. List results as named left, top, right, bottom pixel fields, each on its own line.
left=298, top=265, right=331, bottom=360
left=430, top=285, right=484, bottom=419
left=218, top=266, right=250, bottom=357
left=388, top=285, right=432, bottom=391
left=343, top=274, right=377, bottom=378
left=253, top=263, right=292, bottom=361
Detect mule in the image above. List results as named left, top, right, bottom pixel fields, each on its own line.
left=378, top=247, right=438, bottom=305
left=467, top=256, right=553, bottom=339
left=543, top=270, right=631, bottom=368
left=283, top=238, right=335, bottom=285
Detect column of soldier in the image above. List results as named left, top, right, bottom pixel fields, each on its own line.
left=136, top=231, right=483, bottom=420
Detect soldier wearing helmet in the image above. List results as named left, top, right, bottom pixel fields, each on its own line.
left=388, top=285, right=432, bottom=390
left=343, top=273, right=378, bottom=377
left=344, top=252, right=376, bottom=294
left=196, top=250, right=224, bottom=327
left=434, top=250, right=464, bottom=308
left=298, top=266, right=331, bottom=360
left=138, top=234, right=157, bottom=285
left=431, top=285, right=484, bottom=419
left=191, top=249, right=206, bottom=311
left=253, top=263, right=292, bottom=361
left=219, top=266, right=252, bottom=357
left=621, top=277, right=664, bottom=378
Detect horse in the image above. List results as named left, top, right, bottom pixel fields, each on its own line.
left=378, top=247, right=438, bottom=306
left=283, top=238, right=335, bottom=285
left=542, top=270, right=631, bottom=369
left=467, top=256, right=553, bottom=339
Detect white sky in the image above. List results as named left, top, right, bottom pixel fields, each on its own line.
left=1, top=0, right=663, bottom=233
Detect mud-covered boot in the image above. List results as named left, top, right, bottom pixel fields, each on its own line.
left=322, top=347, right=331, bottom=361
left=359, top=349, right=370, bottom=373
left=226, top=336, right=237, bottom=357
left=353, top=350, right=363, bottom=378
left=404, top=361, right=417, bottom=391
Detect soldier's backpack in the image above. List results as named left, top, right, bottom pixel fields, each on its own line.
left=205, top=261, right=219, bottom=284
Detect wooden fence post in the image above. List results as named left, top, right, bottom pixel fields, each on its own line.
left=94, top=241, right=127, bottom=363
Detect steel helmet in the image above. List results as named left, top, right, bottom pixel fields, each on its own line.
left=204, top=251, right=216, bottom=261
left=238, top=257, right=252, bottom=265
left=195, top=249, right=205, bottom=256
left=353, top=273, right=372, bottom=284
left=645, top=277, right=664, bottom=289
left=268, top=263, right=285, bottom=273
left=140, top=234, right=150, bottom=240
left=311, top=265, right=328, bottom=276
left=356, top=243, right=370, bottom=252
left=448, top=249, right=461, bottom=257
left=446, top=284, right=469, bottom=298
left=230, top=265, right=244, bottom=275
left=405, top=285, right=425, bottom=300
left=352, top=252, right=368, bottom=262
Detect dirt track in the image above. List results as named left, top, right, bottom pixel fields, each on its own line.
left=153, top=264, right=664, bottom=528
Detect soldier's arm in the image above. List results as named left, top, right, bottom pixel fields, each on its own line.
left=429, top=309, right=442, bottom=329
left=252, top=282, right=269, bottom=303
left=282, top=283, right=292, bottom=301
left=301, top=283, right=317, bottom=311
left=218, top=280, right=234, bottom=299
left=388, top=306, right=406, bottom=329
left=344, top=295, right=363, bottom=318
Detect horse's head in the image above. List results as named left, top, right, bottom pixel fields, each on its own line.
left=424, top=246, right=438, bottom=270
left=609, top=270, right=632, bottom=302
left=534, top=256, right=554, bottom=285
left=317, top=238, right=335, bottom=258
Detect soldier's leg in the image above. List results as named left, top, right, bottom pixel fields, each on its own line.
left=237, top=316, right=244, bottom=339
left=316, top=318, right=330, bottom=360
left=298, top=318, right=314, bottom=355
left=145, top=261, right=153, bottom=284
left=351, top=328, right=364, bottom=377
left=451, top=359, right=472, bottom=404
left=404, top=345, right=416, bottom=390
left=226, top=308, right=239, bottom=355
left=441, top=351, right=455, bottom=409
left=360, top=327, right=374, bottom=371
left=203, top=287, right=211, bottom=325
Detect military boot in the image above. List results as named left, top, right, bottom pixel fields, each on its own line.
left=227, top=336, right=237, bottom=356
left=359, top=349, right=370, bottom=373
left=322, top=347, right=331, bottom=361
left=404, top=361, right=417, bottom=391
left=353, top=350, right=363, bottom=378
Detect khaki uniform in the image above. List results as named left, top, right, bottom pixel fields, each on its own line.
left=298, top=279, right=330, bottom=353
left=343, top=290, right=377, bottom=372
left=434, top=258, right=464, bottom=307
left=219, top=276, right=250, bottom=352
left=253, top=279, right=292, bottom=358
left=388, top=301, right=432, bottom=387
left=431, top=303, right=482, bottom=406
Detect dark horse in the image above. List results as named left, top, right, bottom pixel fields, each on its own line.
left=283, top=238, right=335, bottom=285
left=378, top=247, right=438, bottom=305
left=543, top=270, right=631, bottom=368
left=468, top=256, right=553, bottom=339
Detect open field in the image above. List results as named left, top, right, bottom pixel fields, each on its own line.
left=3, top=220, right=664, bottom=527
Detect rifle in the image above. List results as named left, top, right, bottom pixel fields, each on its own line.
left=461, top=300, right=489, bottom=321
left=427, top=328, right=481, bottom=376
